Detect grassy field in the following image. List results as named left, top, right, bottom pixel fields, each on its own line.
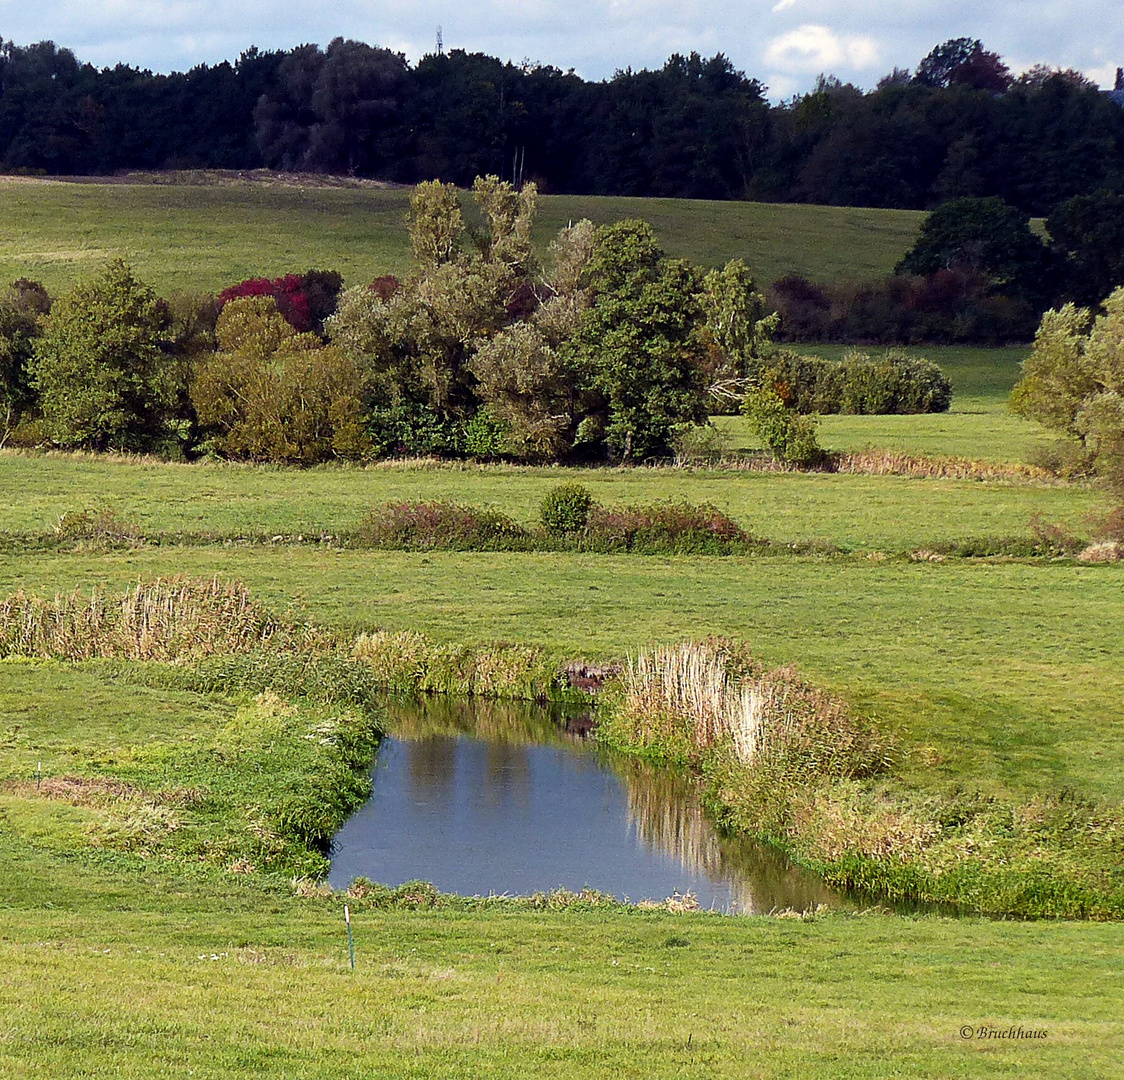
left=0, top=176, right=924, bottom=295
left=3, top=545, right=1121, bottom=803
left=2, top=448, right=1122, bottom=1073
left=1, top=657, right=1122, bottom=1078
left=2, top=179, right=1121, bottom=1073
left=2, top=841, right=1121, bottom=1079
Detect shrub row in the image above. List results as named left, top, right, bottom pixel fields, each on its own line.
left=352, top=497, right=755, bottom=555
left=750, top=349, right=953, bottom=415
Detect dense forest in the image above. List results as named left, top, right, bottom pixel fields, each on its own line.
left=2, top=35, right=1124, bottom=214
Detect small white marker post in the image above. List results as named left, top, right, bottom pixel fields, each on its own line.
left=344, top=905, right=355, bottom=970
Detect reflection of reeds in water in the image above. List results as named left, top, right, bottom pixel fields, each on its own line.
left=617, top=755, right=837, bottom=913
left=617, top=756, right=762, bottom=910
left=386, top=693, right=577, bottom=747
left=622, top=761, right=727, bottom=878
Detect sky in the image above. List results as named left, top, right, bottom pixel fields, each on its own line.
left=1, top=0, right=1121, bottom=100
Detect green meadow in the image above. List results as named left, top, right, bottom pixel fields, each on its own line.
left=1, top=179, right=1121, bottom=1077
left=0, top=176, right=924, bottom=295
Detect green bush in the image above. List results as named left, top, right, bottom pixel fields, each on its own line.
left=462, top=409, right=509, bottom=459
left=837, top=350, right=953, bottom=414
left=743, top=383, right=823, bottom=466
left=30, top=259, right=179, bottom=451
left=540, top=483, right=595, bottom=535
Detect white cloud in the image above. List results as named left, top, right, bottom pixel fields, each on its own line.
left=771, top=0, right=799, bottom=11
left=765, top=24, right=880, bottom=73
left=1083, top=61, right=1120, bottom=89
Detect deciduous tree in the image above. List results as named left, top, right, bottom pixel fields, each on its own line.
left=30, top=260, right=177, bottom=451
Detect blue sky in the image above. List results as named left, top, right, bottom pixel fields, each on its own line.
left=1, top=0, right=1121, bottom=99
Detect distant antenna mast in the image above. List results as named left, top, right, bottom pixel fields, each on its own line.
left=436, top=26, right=444, bottom=55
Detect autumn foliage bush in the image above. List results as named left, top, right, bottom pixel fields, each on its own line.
left=218, top=270, right=343, bottom=333
left=768, top=270, right=1038, bottom=346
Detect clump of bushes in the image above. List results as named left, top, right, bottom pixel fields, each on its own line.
left=354, top=501, right=527, bottom=550
left=218, top=269, right=343, bottom=334
left=354, top=488, right=753, bottom=555
left=1010, top=286, right=1124, bottom=481
left=768, top=269, right=1039, bottom=346
left=742, top=383, right=823, bottom=466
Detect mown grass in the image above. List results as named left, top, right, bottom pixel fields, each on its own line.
left=2, top=834, right=1121, bottom=1079
left=0, top=655, right=384, bottom=877
left=0, top=177, right=924, bottom=295
left=0, top=451, right=1097, bottom=551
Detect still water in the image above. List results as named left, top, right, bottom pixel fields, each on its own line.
left=328, top=695, right=849, bottom=913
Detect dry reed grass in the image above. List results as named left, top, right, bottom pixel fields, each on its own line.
left=692, top=449, right=1056, bottom=483
left=830, top=449, right=1053, bottom=482
left=0, top=577, right=281, bottom=661
left=615, top=640, right=889, bottom=778
left=790, top=785, right=941, bottom=862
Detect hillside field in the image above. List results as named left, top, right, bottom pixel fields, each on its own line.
left=0, top=175, right=924, bottom=295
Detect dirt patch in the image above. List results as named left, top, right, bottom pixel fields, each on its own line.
left=560, top=661, right=620, bottom=693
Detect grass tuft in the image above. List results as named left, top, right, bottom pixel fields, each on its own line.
left=351, top=630, right=581, bottom=700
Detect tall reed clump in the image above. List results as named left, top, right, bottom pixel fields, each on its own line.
left=601, top=639, right=890, bottom=780
left=352, top=630, right=582, bottom=701
left=0, top=578, right=285, bottom=661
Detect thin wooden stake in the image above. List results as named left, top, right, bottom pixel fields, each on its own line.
left=344, top=904, right=355, bottom=970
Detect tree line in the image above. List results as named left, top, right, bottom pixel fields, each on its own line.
left=2, top=35, right=1124, bottom=213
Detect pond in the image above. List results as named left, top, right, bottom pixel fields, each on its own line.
left=328, top=695, right=851, bottom=913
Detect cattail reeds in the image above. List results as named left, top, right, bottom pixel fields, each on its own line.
left=0, top=577, right=280, bottom=661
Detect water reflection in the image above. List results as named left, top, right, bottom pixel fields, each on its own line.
left=328, top=696, right=848, bottom=912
